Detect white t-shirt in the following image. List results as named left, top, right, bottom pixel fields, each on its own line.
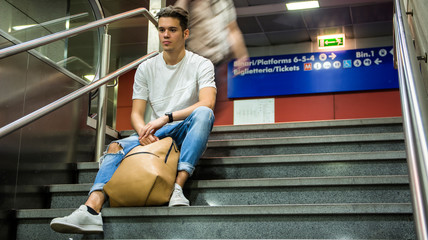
left=133, top=50, right=216, bottom=122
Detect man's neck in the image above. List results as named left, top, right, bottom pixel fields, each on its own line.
left=163, top=48, right=186, bottom=65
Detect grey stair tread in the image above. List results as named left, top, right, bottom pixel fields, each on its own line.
left=211, top=117, right=403, bottom=133
left=17, top=203, right=413, bottom=219
left=119, top=117, right=403, bottom=137
left=77, top=151, right=406, bottom=170
left=17, top=117, right=415, bottom=239
left=189, top=175, right=410, bottom=188
left=49, top=175, right=409, bottom=193
left=207, top=133, right=404, bottom=148
left=200, top=151, right=406, bottom=165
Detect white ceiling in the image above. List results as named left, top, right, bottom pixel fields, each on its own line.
left=100, top=0, right=394, bottom=60
left=234, top=0, right=393, bottom=46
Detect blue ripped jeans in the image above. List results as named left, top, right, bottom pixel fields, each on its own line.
left=89, top=106, right=215, bottom=195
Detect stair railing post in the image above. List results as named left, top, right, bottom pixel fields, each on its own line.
left=95, top=29, right=111, bottom=162
left=394, top=0, right=428, bottom=238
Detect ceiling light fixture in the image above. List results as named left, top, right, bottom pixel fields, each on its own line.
left=12, top=24, right=37, bottom=31
left=84, top=74, right=95, bottom=81
left=286, top=1, right=320, bottom=11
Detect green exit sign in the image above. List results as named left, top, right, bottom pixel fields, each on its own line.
left=318, top=34, right=345, bottom=49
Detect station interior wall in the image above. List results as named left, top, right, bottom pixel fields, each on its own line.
left=115, top=36, right=402, bottom=130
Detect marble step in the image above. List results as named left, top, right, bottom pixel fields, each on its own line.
left=203, top=132, right=405, bottom=157
left=77, top=151, right=408, bottom=183
left=17, top=203, right=414, bottom=239
left=119, top=117, right=403, bottom=140
left=49, top=175, right=410, bottom=209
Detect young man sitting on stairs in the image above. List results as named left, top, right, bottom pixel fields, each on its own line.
left=50, top=5, right=217, bottom=234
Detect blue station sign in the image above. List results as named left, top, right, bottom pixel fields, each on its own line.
left=227, top=47, right=398, bottom=98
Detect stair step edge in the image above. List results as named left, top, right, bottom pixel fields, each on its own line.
left=49, top=175, right=410, bottom=193
left=120, top=117, right=403, bottom=137
left=210, top=117, right=403, bottom=133
left=207, top=133, right=404, bottom=147
left=17, top=203, right=413, bottom=219
left=77, top=151, right=407, bottom=170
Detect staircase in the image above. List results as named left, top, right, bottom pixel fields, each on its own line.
left=15, top=117, right=416, bottom=239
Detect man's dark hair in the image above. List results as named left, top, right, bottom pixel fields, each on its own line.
left=156, top=5, right=189, bottom=31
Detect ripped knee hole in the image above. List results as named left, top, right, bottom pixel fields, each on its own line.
left=107, top=143, right=123, bottom=153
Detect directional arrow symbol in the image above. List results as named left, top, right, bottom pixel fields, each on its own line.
left=390, top=48, right=394, bottom=55
left=375, top=58, right=382, bottom=65
left=329, top=53, right=337, bottom=60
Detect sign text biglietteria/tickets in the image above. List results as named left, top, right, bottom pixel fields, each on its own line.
left=227, top=47, right=398, bottom=98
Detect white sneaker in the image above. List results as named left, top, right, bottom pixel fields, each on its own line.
left=168, top=184, right=190, bottom=207
left=50, top=205, right=103, bottom=234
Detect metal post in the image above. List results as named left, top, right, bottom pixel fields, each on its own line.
left=95, top=31, right=111, bottom=162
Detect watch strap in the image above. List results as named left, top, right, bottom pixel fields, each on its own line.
left=165, top=112, right=173, bottom=123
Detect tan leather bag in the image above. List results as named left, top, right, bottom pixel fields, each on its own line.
left=103, top=137, right=179, bottom=207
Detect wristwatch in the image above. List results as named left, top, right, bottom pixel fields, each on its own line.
left=165, top=112, right=173, bottom=123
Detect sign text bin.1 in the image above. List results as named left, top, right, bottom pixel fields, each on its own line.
left=227, top=47, right=398, bottom=98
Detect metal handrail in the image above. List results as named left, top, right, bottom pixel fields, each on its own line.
left=0, top=52, right=159, bottom=138
left=394, top=0, right=428, bottom=239
left=0, top=7, right=157, bottom=59
left=11, top=12, right=89, bottom=32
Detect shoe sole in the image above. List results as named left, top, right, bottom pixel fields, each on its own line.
left=50, top=222, right=103, bottom=234
left=168, top=201, right=190, bottom=207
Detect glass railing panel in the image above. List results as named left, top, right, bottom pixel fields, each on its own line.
left=0, top=0, right=101, bottom=82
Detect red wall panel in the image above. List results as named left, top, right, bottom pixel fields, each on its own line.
left=275, top=94, right=335, bottom=122
left=213, top=100, right=234, bottom=126
left=334, top=90, right=402, bottom=119
left=116, top=70, right=135, bottom=131
left=116, top=66, right=402, bottom=131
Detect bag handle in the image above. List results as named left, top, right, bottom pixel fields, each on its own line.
left=164, top=140, right=179, bottom=163
left=116, top=151, right=159, bottom=166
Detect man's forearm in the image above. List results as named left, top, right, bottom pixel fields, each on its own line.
left=169, top=87, right=216, bottom=122
left=131, top=112, right=146, bottom=135
left=171, top=101, right=213, bottom=122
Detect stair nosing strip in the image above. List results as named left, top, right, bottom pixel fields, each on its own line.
left=210, top=117, right=403, bottom=133
left=189, top=175, right=410, bottom=189
left=77, top=151, right=407, bottom=169
left=118, top=118, right=403, bottom=136
left=207, top=133, right=404, bottom=147
left=17, top=203, right=413, bottom=219
left=49, top=175, right=409, bottom=193
left=199, top=151, right=407, bottom=165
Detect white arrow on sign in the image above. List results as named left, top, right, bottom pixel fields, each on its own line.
left=390, top=48, right=394, bottom=55
left=375, top=58, right=382, bottom=65
left=329, top=53, right=336, bottom=60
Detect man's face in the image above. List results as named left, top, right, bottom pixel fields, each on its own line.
left=158, top=17, right=189, bottom=52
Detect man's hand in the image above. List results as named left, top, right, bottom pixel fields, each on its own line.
left=137, top=115, right=169, bottom=145
left=138, top=133, right=159, bottom=146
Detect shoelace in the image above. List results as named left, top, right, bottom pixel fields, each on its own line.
left=174, top=188, right=184, bottom=197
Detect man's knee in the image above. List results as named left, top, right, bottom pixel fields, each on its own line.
left=107, top=143, right=122, bottom=153
left=193, top=106, right=214, bottom=120
left=194, top=106, right=213, bottom=114
left=190, top=107, right=215, bottom=132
